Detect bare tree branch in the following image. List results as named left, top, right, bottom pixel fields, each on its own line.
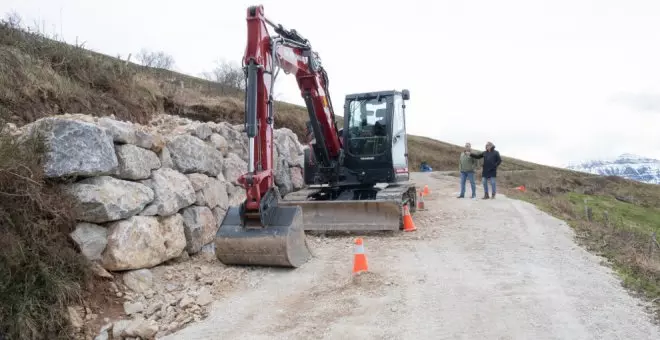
left=136, top=48, right=175, bottom=70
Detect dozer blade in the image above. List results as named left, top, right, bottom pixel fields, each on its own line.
left=279, top=199, right=402, bottom=232
left=214, top=205, right=312, bottom=268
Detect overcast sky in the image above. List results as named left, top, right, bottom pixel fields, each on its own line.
left=2, top=0, right=659, bottom=167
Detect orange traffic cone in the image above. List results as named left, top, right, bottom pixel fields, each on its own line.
left=352, top=238, right=368, bottom=274
left=402, top=204, right=417, bottom=232
left=417, top=190, right=426, bottom=210
left=515, top=185, right=526, bottom=192
left=422, top=185, right=430, bottom=196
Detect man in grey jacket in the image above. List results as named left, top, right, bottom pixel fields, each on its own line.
left=457, top=142, right=478, bottom=199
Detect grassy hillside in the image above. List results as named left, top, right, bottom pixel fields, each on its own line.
left=0, top=15, right=659, bottom=338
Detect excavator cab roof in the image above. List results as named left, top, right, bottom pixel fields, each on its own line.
left=345, top=89, right=410, bottom=101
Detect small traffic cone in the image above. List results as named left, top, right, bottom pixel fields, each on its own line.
left=417, top=190, right=426, bottom=210
left=515, top=185, right=526, bottom=192
left=352, top=238, right=368, bottom=274
left=402, top=204, right=417, bottom=232
left=422, top=185, right=430, bottom=196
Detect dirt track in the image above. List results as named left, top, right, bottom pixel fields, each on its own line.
left=160, top=172, right=660, bottom=340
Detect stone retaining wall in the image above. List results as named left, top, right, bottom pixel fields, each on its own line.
left=15, top=113, right=306, bottom=272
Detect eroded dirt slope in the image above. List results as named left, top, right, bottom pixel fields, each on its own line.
left=161, top=172, right=660, bottom=340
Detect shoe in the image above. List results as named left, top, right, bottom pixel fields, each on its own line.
left=456, top=195, right=464, bottom=198
left=471, top=196, right=476, bottom=199
left=492, top=193, right=496, bottom=199
left=482, top=193, right=490, bottom=199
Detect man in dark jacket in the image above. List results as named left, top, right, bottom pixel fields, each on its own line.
left=470, top=141, right=502, bottom=199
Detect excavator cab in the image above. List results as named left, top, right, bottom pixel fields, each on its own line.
left=342, top=89, right=411, bottom=185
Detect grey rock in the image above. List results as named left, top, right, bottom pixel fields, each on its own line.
left=145, top=302, right=163, bottom=317
left=70, top=222, right=107, bottom=261
left=208, top=133, right=229, bottom=156
left=115, top=144, right=161, bottom=180
left=223, top=152, right=247, bottom=185
left=135, top=130, right=164, bottom=151
left=274, top=128, right=304, bottom=168
left=215, top=124, right=248, bottom=161
left=188, top=123, right=212, bottom=140
left=99, top=117, right=164, bottom=151
left=290, top=166, right=304, bottom=190
left=166, top=134, right=224, bottom=176
left=112, top=320, right=131, bottom=339
left=139, top=168, right=196, bottom=216
left=186, top=173, right=210, bottom=191
left=274, top=158, right=293, bottom=196
left=21, top=117, right=118, bottom=178
left=123, top=269, right=154, bottom=293
left=159, top=146, right=174, bottom=169
left=68, top=176, right=154, bottom=223
left=94, top=330, right=109, bottom=340
left=195, top=176, right=228, bottom=209
left=101, top=214, right=187, bottom=271
left=196, top=287, right=213, bottom=306
left=227, top=183, right=246, bottom=206
left=181, top=206, right=217, bottom=254
left=98, top=117, right=136, bottom=144
left=123, top=301, right=144, bottom=315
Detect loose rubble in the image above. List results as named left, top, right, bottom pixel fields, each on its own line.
left=13, top=113, right=305, bottom=339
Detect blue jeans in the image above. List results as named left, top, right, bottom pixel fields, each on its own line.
left=483, top=176, right=497, bottom=195
left=459, top=171, right=476, bottom=197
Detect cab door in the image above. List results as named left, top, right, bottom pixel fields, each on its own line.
left=391, top=94, right=409, bottom=181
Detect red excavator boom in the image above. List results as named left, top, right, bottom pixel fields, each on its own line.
left=214, top=5, right=343, bottom=268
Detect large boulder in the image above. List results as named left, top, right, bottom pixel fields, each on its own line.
left=274, top=158, right=293, bottom=196
left=186, top=173, right=229, bottom=209
left=98, top=117, right=163, bottom=151
left=140, top=168, right=196, bottom=217
left=165, top=134, right=224, bottom=176
left=101, top=214, right=187, bottom=271
left=68, top=176, right=154, bottom=223
left=181, top=206, right=217, bottom=254
left=213, top=123, right=248, bottom=161
left=20, top=117, right=118, bottom=178
left=274, top=128, right=304, bottom=168
left=115, top=144, right=161, bottom=180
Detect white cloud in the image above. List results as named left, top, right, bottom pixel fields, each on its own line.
left=2, top=0, right=660, bottom=166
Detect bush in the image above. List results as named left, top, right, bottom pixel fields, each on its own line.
left=0, top=125, right=90, bottom=340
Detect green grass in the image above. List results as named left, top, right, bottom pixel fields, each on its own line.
left=566, top=193, right=660, bottom=234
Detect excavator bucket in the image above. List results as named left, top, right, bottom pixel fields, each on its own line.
left=279, top=199, right=402, bottom=232
left=214, top=205, right=312, bottom=268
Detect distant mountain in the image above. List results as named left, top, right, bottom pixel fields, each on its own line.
left=566, top=153, right=660, bottom=184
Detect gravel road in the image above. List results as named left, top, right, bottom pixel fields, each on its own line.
left=160, top=172, right=660, bottom=340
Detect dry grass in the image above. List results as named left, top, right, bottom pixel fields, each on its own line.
left=0, top=125, right=91, bottom=340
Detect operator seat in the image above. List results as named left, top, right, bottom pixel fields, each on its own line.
left=373, top=109, right=388, bottom=137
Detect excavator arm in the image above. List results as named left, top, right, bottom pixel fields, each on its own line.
left=240, top=5, right=342, bottom=217
left=215, top=5, right=342, bottom=268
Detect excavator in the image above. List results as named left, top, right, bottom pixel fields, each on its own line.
left=214, top=5, right=417, bottom=268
